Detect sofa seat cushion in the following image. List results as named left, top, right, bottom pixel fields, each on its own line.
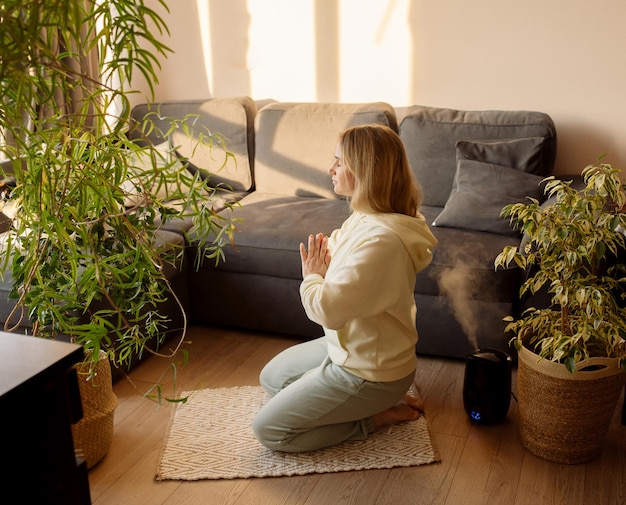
left=400, top=106, right=557, bottom=207
left=254, top=102, right=398, bottom=198
left=190, top=191, right=351, bottom=279
left=417, top=206, right=521, bottom=304
left=191, top=196, right=520, bottom=305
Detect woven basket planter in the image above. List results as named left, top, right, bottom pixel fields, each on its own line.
left=72, top=352, right=118, bottom=469
left=517, top=345, right=625, bottom=464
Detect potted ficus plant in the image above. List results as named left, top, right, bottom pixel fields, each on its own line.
left=494, top=159, right=626, bottom=464
left=0, top=1, right=237, bottom=467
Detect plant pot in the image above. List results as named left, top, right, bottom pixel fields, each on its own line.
left=71, top=352, right=118, bottom=469
left=517, top=345, right=626, bottom=464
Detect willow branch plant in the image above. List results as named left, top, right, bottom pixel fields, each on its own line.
left=494, top=160, right=626, bottom=372
left=0, top=0, right=238, bottom=399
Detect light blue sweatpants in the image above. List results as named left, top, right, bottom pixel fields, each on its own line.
left=252, top=336, right=415, bottom=453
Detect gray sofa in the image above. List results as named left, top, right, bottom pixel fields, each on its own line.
left=1, top=97, right=558, bottom=360
left=131, top=97, right=556, bottom=359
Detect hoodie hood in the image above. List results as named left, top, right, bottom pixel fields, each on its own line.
left=363, top=211, right=438, bottom=272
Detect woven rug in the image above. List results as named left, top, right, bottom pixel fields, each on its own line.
left=156, top=385, right=439, bottom=481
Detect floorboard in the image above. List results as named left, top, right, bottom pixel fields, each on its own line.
left=87, top=325, right=626, bottom=505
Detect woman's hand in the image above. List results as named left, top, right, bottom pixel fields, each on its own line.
left=300, top=233, right=331, bottom=278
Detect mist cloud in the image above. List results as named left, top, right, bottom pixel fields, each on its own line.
left=434, top=247, right=483, bottom=351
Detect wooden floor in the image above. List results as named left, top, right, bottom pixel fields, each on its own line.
left=88, top=325, right=625, bottom=505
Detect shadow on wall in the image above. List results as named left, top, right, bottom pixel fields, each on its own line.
left=553, top=122, right=625, bottom=176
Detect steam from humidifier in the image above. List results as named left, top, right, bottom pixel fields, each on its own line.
left=437, top=264, right=480, bottom=351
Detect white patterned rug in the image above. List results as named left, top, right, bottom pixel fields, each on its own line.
left=156, top=385, right=439, bottom=481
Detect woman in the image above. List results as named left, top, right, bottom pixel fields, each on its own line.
left=252, top=124, right=438, bottom=453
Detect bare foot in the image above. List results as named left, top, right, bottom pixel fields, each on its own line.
left=372, top=395, right=424, bottom=430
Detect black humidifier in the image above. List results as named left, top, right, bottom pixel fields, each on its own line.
left=463, top=348, right=512, bottom=424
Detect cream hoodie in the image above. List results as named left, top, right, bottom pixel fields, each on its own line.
left=300, top=211, right=438, bottom=382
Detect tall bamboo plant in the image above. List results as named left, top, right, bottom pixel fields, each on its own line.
left=0, top=1, right=237, bottom=382
left=495, top=160, right=626, bottom=372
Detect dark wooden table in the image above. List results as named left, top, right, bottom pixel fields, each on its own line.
left=0, top=332, right=91, bottom=504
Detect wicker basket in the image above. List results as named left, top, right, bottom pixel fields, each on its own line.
left=71, top=352, right=118, bottom=469
left=517, top=345, right=625, bottom=464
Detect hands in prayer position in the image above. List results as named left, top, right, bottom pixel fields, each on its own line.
left=300, top=232, right=331, bottom=278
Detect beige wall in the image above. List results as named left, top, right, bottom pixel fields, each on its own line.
left=140, top=0, right=626, bottom=176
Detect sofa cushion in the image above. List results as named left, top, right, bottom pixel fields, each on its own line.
left=399, top=106, right=557, bottom=207
left=455, top=137, right=548, bottom=175
left=123, top=141, right=186, bottom=206
left=130, top=97, right=256, bottom=192
left=432, top=159, right=544, bottom=236
left=191, top=192, right=351, bottom=279
left=254, top=102, right=398, bottom=198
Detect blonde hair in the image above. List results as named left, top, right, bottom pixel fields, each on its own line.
left=339, top=124, right=422, bottom=216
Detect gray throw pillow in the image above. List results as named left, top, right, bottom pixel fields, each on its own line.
left=456, top=137, right=547, bottom=175
left=433, top=159, right=544, bottom=236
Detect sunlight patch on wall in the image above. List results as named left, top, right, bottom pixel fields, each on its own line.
left=247, top=0, right=316, bottom=101
left=338, top=0, right=411, bottom=104
left=197, top=0, right=213, bottom=93
left=243, top=0, right=412, bottom=104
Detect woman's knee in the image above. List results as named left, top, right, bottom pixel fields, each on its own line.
left=260, top=338, right=327, bottom=395
left=252, top=411, right=284, bottom=451
left=258, top=362, right=283, bottom=396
